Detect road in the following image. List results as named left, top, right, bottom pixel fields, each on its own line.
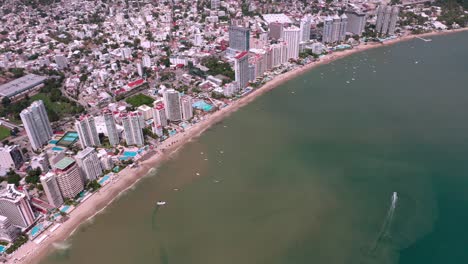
left=0, top=119, right=23, bottom=131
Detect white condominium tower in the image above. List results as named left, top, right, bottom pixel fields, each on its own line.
left=322, top=16, right=333, bottom=43
left=229, top=25, right=250, bottom=51
left=103, top=110, right=120, bottom=146
left=376, top=5, right=399, bottom=36
left=345, top=10, right=367, bottom=36
left=339, top=14, right=348, bottom=41
left=234, top=51, right=249, bottom=91
left=163, top=89, right=182, bottom=121
left=283, top=26, right=301, bottom=60
left=54, top=157, right=84, bottom=199
left=0, top=184, right=35, bottom=228
left=75, top=147, right=103, bottom=182
left=180, top=95, right=193, bottom=121
left=152, top=101, right=168, bottom=127
left=121, top=112, right=145, bottom=146
left=323, top=14, right=348, bottom=43
left=0, top=215, right=19, bottom=242
left=300, top=15, right=312, bottom=42
left=0, top=145, right=24, bottom=170
left=20, top=100, right=53, bottom=150
left=40, top=172, right=64, bottom=208
left=75, top=115, right=100, bottom=149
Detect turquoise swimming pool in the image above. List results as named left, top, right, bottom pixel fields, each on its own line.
left=193, top=101, right=213, bottom=111
left=30, top=223, right=44, bottom=237
left=123, top=151, right=137, bottom=157
left=52, top=146, right=64, bottom=152
left=120, top=151, right=137, bottom=161
left=49, top=140, right=58, bottom=144
left=60, top=205, right=70, bottom=213
left=98, top=175, right=110, bottom=185
left=0, top=245, right=5, bottom=253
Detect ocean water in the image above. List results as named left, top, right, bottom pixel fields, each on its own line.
left=42, top=32, right=468, bottom=264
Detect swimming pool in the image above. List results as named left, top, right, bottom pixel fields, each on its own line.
left=60, top=205, right=70, bottom=213
left=98, top=175, right=110, bottom=185
left=30, top=223, right=44, bottom=237
left=120, top=151, right=138, bottom=161
left=52, top=146, right=64, bottom=152
left=0, top=245, right=5, bottom=253
left=56, top=131, right=80, bottom=147
left=193, top=101, right=213, bottom=112
left=123, top=151, right=137, bottom=157
left=49, top=140, right=58, bottom=145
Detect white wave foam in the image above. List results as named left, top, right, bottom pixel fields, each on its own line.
left=52, top=242, right=71, bottom=250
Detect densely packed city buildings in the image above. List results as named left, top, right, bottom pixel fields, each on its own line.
left=0, top=0, right=466, bottom=259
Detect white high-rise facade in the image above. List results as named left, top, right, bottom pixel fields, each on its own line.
left=180, top=95, right=193, bottom=121
left=270, top=42, right=288, bottom=68
left=0, top=215, right=19, bottom=242
left=75, top=115, right=101, bottom=149
left=300, top=15, right=312, bottom=42
left=20, top=100, right=53, bottom=151
left=229, top=26, right=250, bottom=51
left=0, top=185, right=35, bottom=228
left=122, top=112, right=145, bottom=146
left=339, top=14, right=348, bottom=41
left=54, top=157, right=84, bottom=199
left=0, top=145, right=24, bottom=170
left=283, top=26, right=301, bottom=60
left=345, top=10, right=367, bottom=36
left=103, top=110, right=120, bottom=146
left=152, top=101, right=168, bottom=127
left=163, top=90, right=182, bottom=121
left=40, top=172, right=64, bottom=208
left=323, top=14, right=348, bottom=43
left=323, top=16, right=333, bottom=43
left=75, top=147, right=103, bottom=182
left=331, top=15, right=342, bottom=42
left=234, top=51, right=249, bottom=90
left=376, top=5, right=399, bottom=36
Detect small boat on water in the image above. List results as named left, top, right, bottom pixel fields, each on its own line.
left=156, top=201, right=166, bottom=206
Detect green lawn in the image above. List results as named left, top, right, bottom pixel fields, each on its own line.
left=31, top=93, right=83, bottom=121
left=125, top=94, right=154, bottom=107
left=0, top=126, right=10, bottom=141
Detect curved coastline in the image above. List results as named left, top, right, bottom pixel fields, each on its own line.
left=12, top=28, right=468, bottom=264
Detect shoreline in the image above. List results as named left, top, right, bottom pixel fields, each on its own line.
left=13, top=28, right=468, bottom=264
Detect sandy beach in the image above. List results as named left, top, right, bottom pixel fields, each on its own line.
left=10, top=27, right=468, bottom=264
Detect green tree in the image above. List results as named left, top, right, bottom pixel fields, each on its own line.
left=25, top=168, right=42, bottom=184
left=1, top=97, right=11, bottom=107
left=6, top=170, right=21, bottom=186
left=86, top=180, right=101, bottom=192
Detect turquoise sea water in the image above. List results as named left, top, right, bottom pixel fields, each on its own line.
left=42, top=32, right=468, bottom=264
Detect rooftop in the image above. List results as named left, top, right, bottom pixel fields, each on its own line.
left=0, top=74, right=47, bottom=98
left=235, top=51, right=249, bottom=59
left=262, top=13, right=293, bottom=24
left=76, top=147, right=96, bottom=159
left=0, top=184, right=25, bottom=202
left=54, top=157, right=75, bottom=171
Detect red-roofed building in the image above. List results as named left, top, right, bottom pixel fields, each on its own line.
left=128, top=79, right=145, bottom=88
